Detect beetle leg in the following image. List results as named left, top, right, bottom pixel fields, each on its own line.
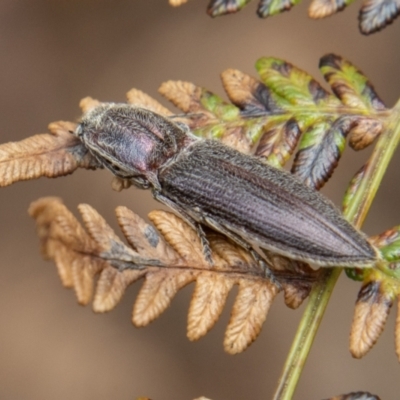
left=152, top=191, right=214, bottom=265
left=203, top=216, right=280, bottom=288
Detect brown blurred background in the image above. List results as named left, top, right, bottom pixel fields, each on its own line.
left=0, top=1, right=399, bottom=399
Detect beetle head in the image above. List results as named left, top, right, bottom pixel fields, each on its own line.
left=76, top=103, right=194, bottom=189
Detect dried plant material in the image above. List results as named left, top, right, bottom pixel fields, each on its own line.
left=116, top=207, right=178, bottom=264
left=126, top=88, right=172, bottom=116
left=346, top=224, right=400, bottom=359
left=367, top=250, right=400, bottom=362
left=0, top=121, right=98, bottom=187
left=159, top=80, right=255, bottom=154
left=309, top=0, right=354, bottom=19
left=263, top=251, right=319, bottom=308
left=348, top=118, right=383, bottom=150
left=282, top=281, right=313, bottom=309
left=133, top=269, right=197, bottom=326
left=159, top=80, right=235, bottom=146
left=159, top=80, right=207, bottom=114
left=148, top=210, right=208, bottom=265
left=93, top=268, right=144, bottom=312
left=71, top=255, right=105, bottom=305
left=1, top=55, right=397, bottom=357
left=159, top=80, right=240, bottom=125
left=53, top=247, right=75, bottom=288
left=350, top=280, right=393, bottom=358
left=221, top=69, right=278, bottom=115
left=79, top=97, right=102, bottom=113
left=169, top=0, right=188, bottom=6
left=187, top=274, right=235, bottom=340
left=224, top=280, right=279, bottom=353
left=28, top=198, right=106, bottom=304
left=324, top=392, right=381, bottom=400
left=111, top=176, right=132, bottom=192
left=29, top=197, right=76, bottom=287
left=78, top=203, right=123, bottom=249
left=30, top=197, right=321, bottom=353
left=221, top=68, right=301, bottom=167
left=208, top=231, right=256, bottom=271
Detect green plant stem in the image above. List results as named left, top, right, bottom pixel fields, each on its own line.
left=272, top=98, right=400, bottom=400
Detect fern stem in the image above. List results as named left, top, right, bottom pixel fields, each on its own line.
left=272, top=98, right=400, bottom=400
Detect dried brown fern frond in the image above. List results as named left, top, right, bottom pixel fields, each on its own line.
left=0, top=121, right=98, bottom=187
left=29, top=197, right=319, bottom=354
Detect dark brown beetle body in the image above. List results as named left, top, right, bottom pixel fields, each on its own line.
left=76, top=103, right=378, bottom=270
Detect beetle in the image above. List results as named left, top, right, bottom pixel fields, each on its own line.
left=75, top=103, right=379, bottom=281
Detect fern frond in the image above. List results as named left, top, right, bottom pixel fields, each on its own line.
left=1, top=54, right=399, bottom=358
left=170, top=0, right=400, bottom=34
left=0, top=55, right=388, bottom=191
left=29, top=197, right=318, bottom=354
